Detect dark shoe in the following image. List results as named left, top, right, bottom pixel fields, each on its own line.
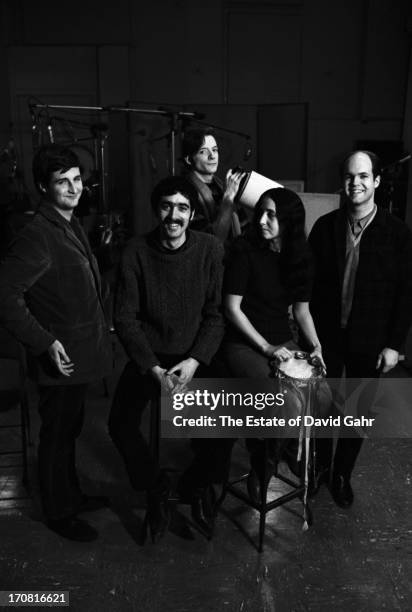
left=330, top=475, right=354, bottom=508
left=246, top=467, right=274, bottom=505
left=79, top=494, right=110, bottom=513
left=247, top=457, right=276, bottom=505
left=307, top=468, right=330, bottom=498
left=146, top=475, right=171, bottom=543
left=46, top=517, right=98, bottom=542
left=190, top=487, right=215, bottom=538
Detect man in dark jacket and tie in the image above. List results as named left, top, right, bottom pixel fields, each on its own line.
left=309, top=150, right=412, bottom=507
left=0, top=145, right=111, bottom=540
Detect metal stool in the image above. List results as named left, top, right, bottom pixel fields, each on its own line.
left=224, top=438, right=313, bottom=552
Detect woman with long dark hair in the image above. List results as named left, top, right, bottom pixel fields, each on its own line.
left=222, top=187, right=325, bottom=498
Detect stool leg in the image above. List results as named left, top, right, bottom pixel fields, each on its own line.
left=258, top=439, right=271, bottom=553
left=258, top=496, right=267, bottom=553
left=20, top=396, right=29, bottom=486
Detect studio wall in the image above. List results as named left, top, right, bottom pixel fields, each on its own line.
left=0, top=0, right=411, bottom=230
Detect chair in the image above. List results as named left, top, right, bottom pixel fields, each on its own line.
left=0, top=328, right=32, bottom=497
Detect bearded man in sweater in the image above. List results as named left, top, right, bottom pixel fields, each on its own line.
left=108, top=176, right=225, bottom=541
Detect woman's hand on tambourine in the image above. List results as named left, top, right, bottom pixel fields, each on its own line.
left=224, top=169, right=246, bottom=202
left=262, top=343, right=293, bottom=361
left=309, top=347, right=327, bottom=373
left=272, top=346, right=294, bottom=362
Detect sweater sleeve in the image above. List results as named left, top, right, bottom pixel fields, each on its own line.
left=0, top=227, right=56, bottom=355
left=113, top=245, right=160, bottom=374
left=189, top=240, right=225, bottom=365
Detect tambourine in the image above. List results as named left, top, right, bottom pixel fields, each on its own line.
left=271, top=351, right=324, bottom=384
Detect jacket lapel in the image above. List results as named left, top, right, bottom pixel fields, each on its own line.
left=72, top=218, right=103, bottom=297
left=39, top=205, right=88, bottom=258
left=187, top=171, right=217, bottom=221
left=333, top=208, right=347, bottom=286
left=39, top=206, right=103, bottom=296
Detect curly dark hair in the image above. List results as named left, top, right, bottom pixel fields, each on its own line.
left=247, top=187, right=312, bottom=300
left=150, top=176, right=199, bottom=214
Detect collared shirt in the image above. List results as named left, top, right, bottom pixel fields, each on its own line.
left=348, top=205, right=376, bottom=239
left=341, top=204, right=377, bottom=327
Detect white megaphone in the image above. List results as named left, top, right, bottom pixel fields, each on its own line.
left=236, top=170, right=284, bottom=208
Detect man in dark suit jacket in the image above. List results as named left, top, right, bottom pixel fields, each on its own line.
left=308, top=150, right=412, bottom=507
left=0, top=145, right=111, bottom=540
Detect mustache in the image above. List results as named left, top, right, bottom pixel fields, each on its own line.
left=162, top=219, right=184, bottom=227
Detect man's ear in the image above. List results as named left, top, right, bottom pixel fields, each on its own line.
left=190, top=209, right=195, bottom=221
left=184, top=156, right=192, bottom=166
left=374, top=175, right=381, bottom=189
left=39, top=183, right=47, bottom=193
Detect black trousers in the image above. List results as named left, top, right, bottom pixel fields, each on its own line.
left=38, top=383, right=88, bottom=520
left=317, top=332, right=381, bottom=479
left=108, top=360, right=233, bottom=492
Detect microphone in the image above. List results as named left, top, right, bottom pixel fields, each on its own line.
left=158, top=107, right=206, bottom=121
left=179, top=111, right=206, bottom=120
left=28, top=103, right=40, bottom=149
left=28, top=103, right=36, bottom=124
left=149, top=153, right=157, bottom=173
left=244, top=140, right=252, bottom=161
left=191, top=112, right=206, bottom=120
left=47, top=119, right=54, bottom=143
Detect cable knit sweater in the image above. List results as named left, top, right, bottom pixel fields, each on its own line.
left=114, top=229, right=225, bottom=373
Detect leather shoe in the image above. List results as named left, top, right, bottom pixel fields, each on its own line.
left=307, top=468, right=330, bottom=498
left=47, top=517, right=98, bottom=542
left=330, top=475, right=354, bottom=508
left=79, top=494, right=110, bottom=513
left=246, top=468, right=272, bottom=505
left=247, top=455, right=276, bottom=505
left=146, top=475, right=171, bottom=543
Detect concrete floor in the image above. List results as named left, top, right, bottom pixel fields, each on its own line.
left=1, top=351, right=412, bottom=612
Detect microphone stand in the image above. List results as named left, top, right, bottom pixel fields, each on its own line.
left=184, top=116, right=251, bottom=141
left=90, top=124, right=109, bottom=214
left=181, top=116, right=252, bottom=167
left=34, top=104, right=110, bottom=213
left=108, top=104, right=204, bottom=175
